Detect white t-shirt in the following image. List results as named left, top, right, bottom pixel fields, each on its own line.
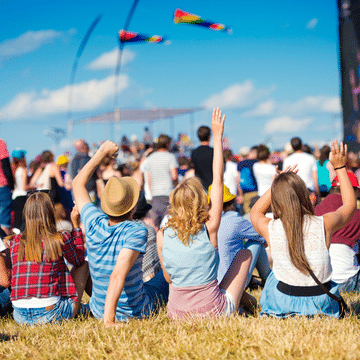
left=224, top=161, right=239, bottom=195
left=329, top=243, right=360, bottom=284
left=253, top=162, right=276, bottom=196
left=283, top=152, right=317, bottom=191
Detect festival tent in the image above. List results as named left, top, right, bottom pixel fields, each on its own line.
left=68, top=107, right=204, bottom=143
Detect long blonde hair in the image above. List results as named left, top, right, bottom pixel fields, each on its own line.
left=166, top=177, right=209, bottom=245
left=271, top=172, right=315, bottom=274
left=18, top=192, right=63, bottom=262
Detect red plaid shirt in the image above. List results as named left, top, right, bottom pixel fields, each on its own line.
left=9, top=229, right=85, bottom=302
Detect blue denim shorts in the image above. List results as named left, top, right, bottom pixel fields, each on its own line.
left=0, top=286, right=11, bottom=316
left=0, top=186, right=12, bottom=228
left=143, top=269, right=169, bottom=307
left=13, top=297, right=75, bottom=325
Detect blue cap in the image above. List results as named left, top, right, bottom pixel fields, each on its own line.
left=11, top=149, right=27, bottom=159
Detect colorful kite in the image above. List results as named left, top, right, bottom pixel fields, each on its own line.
left=173, top=8, right=232, bottom=34
left=119, top=30, right=168, bottom=44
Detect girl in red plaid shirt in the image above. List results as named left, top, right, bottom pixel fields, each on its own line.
left=6, top=192, right=90, bottom=324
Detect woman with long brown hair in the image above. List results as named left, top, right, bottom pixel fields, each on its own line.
left=251, top=140, right=356, bottom=317
left=6, top=192, right=89, bottom=324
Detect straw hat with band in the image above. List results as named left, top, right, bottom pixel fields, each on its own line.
left=208, top=184, right=236, bottom=203
left=331, top=171, right=360, bottom=189
left=101, top=177, right=140, bottom=217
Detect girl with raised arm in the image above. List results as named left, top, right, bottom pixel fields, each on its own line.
left=251, top=140, right=356, bottom=317
left=157, top=108, right=252, bottom=319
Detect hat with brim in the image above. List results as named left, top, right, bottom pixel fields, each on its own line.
left=101, top=176, right=140, bottom=217
left=57, top=154, right=69, bottom=166
left=134, top=191, right=152, bottom=217
left=208, top=184, right=236, bottom=203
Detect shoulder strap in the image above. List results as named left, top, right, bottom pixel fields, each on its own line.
left=308, top=268, right=341, bottom=303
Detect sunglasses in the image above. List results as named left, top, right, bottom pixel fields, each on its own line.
left=27, top=189, right=51, bottom=198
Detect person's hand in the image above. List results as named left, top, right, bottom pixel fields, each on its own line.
left=99, top=140, right=119, bottom=159
left=275, top=164, right=299, bottom=175
left=329, top=140, right=347, bottom=169
left=71, top=205, right=81, bottom=228
left=211, top=107, right=225, bottom=139
left=236, top=195, right=244, bottom=204
left=104, top=320, right=123, bottom=328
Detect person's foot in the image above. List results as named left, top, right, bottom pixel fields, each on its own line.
left=240, top=292, right=258, bottom=316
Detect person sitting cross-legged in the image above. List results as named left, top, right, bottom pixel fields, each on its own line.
left=72, top=140, right=169, bottom=326
left=211, top=184, right=271, bottom=292
left=314, top=171, right=360, bottom=292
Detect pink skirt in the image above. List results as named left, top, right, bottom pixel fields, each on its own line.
left=167, top=279, right=227, bottom=320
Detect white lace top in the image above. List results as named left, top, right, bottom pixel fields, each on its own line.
left=269, top=215, right=332, bottom=286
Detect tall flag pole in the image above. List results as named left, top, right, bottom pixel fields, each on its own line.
left=67, top=14, right=103, bottom=122
left=338, top=0, right=360, bottom=151
left=114, top=0, right=141, bottom=112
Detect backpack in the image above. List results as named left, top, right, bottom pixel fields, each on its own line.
left=240, top=167, right=256, bottom=192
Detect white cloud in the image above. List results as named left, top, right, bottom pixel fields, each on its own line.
left=0, top=74, right=129, bottom=119
left=0, top=29, right=74, bottom=60
left=87, top=48, right=136, bottom=70
left=306, top=18, right=318, bottom=30
left=322, top=97, right=341, bottom=112
left=281, top=95, right=341, bottom=115
left=243, top=100, right=276, bottom=117
left=202, top=81, right=276, bottom=109
left=241, top=94, right=340, bottom=119
left=265, top=116, right=313, bottom=134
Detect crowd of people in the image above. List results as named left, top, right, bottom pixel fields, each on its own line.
left=0, top=108, right=360, bottom=324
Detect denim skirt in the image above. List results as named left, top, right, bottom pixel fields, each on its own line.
left=260, top=272, right=341, bottom=318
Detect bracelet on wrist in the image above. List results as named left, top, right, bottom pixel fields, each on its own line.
left=334, top=165, right=346, bottom=171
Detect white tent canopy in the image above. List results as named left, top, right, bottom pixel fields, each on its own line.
left=71, top=107, right=204, bottom=124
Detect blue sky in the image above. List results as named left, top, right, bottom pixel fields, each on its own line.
left=1, top=0, right=341, bottom=160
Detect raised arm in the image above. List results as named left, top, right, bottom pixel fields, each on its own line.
left=72, top=141, right=118, bottom=213
left=206, top=108, right=225, bottom=247
left=323, top=140, right=356, bottom=245
left=250, top=188, right=272, bottom=245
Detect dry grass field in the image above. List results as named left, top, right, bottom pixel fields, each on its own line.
left=1, top=290, right=360, bottom=359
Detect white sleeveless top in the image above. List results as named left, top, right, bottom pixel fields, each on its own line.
left=36, top=164, right=51, bottom=190
left=12, top=167, right=27, bottom=199
left=269, top=215, right=332, bottom=286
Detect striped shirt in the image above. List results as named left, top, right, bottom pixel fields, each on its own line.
left=81, top=203, right=152, bottom=321
left=134, top=219, right=161, bottom=281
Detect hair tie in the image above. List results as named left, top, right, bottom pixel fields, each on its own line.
left=334, top=165, right=346, bottom=171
